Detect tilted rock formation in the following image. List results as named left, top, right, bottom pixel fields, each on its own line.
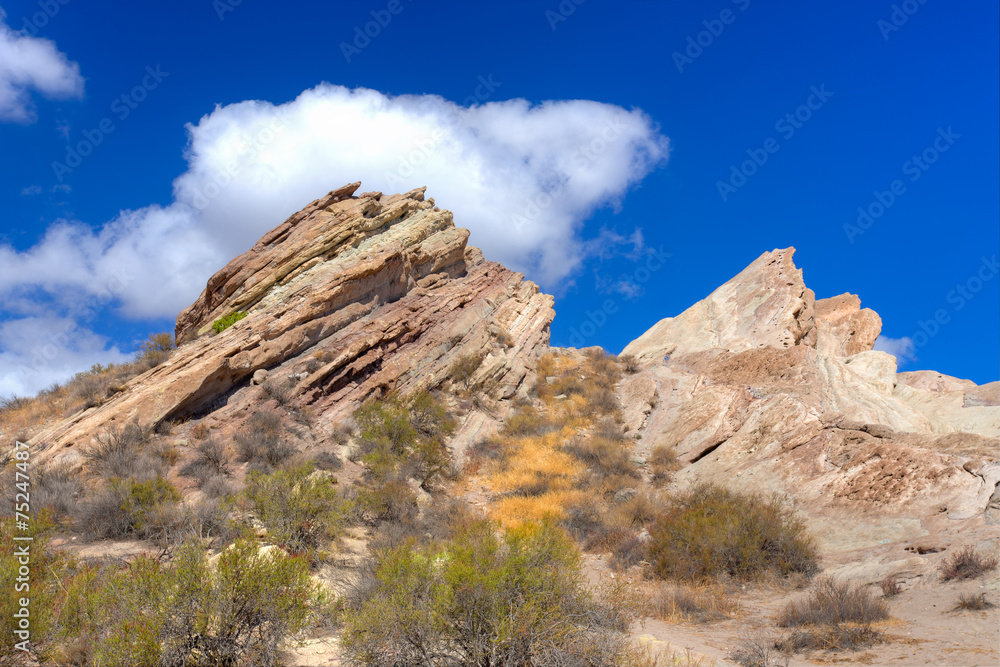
left=622, top=248, right=818, bottom=364
left=31, top=183, right=554, bottom=464
left=623, top=247, right=998, bottom=560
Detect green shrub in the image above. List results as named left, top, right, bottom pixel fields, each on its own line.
left=449, top=352, right=484, bottom=387
left=353, top=391, right=454, bottom=487
left=341, top=519, right=647, bottom=666
left=75, top=475, right=183, bottom=541
left=212, top=310, right=248, bottom=334
left=241, top=463, right=351, bottom=562
left=648, top=484, right=817, bottom=582
left=39, top=538, right=325, bottom=667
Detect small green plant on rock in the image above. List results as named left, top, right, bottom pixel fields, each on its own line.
left=212, top=310, right=248, bottom=334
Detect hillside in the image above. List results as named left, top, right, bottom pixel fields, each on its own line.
left=2, top=184, right=997, bottom=667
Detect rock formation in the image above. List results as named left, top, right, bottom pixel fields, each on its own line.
left=621, top=247, right=998, bottom=560
left=30, top=183, right=554, bottom=465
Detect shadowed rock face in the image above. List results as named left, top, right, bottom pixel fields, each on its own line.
left=31, top=184, right=554, bottom=463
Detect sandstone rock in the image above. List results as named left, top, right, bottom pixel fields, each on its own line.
left=251, top=369, right=268, bottom=386
left=622, top=248, right=817, bottom=365
left=814, top=293, right=882, bottom=357
left=30, top=184, right=554, bottom=465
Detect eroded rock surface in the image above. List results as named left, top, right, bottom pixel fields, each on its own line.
left=31, top=184, right=554, bottom=464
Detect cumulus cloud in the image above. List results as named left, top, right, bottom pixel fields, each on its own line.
left=0, top=83, right=668, bottom=396
left=0, top=9, right=84, bottom=122
left=873, top=335, right=916, bottom=365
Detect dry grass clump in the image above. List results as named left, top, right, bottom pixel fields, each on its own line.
left=648, top=484, right=817, bottom=582
left=180, top=438, right=231, bottom=487
left=649, top=442, right=681, bottom=483
left=939, top=545, right=999, bottom=581
left=954, top=592, right=995, bottom=611
left=84, top=420, right=156, bottom=479
left=260, top=376, right=295, bottom=406
left=234, top=409, right=295, bottom=470
left=777, top=578, right=888, bottom=652
left=564, top=436, right=638, bottom=480
left=878, top=574, right=901, bottom=598
left=449, top=351, right=485, bottom=388
left=619, top=354, right=641, bottom=374
left=647, top=582, right=742, bottom=623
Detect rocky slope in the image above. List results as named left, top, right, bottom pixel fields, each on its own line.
left=620, top=247, right=998, bottom=562
left=30, top=183, right=554, bottom=467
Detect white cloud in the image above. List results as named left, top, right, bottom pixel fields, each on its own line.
left=0, top=316, right=131, bottom=398
left=20, top=184, right=41, bottom=195
left=0, top=9, right=84, bottom=123
left=0, top=83, right=668, bottom=395
left=873, top=335, right=916, bottom=364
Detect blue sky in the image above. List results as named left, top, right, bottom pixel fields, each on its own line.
left=0, top=0, right=997, bottom=396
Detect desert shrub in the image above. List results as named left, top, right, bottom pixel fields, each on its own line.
left=449, top=351, right=484, bottom=387
left=593, top=416, right=627, bottom=442
left=565, top=436, right=638, bottom=480
left=212, top=310, right=247, bottom=334
left=163, top=539, right=323, bottom=666
left=241, top=463, right=351, bottom=562
left=648, top=484, right=817, bottom=582
left=84, top=420, right=152, bottom=479
left=939, top=545, right=999, bottom=581
left=647, top=582, right=741, bottom=623
left=75, top=475, right=183, bottom=541
left=502, top=407, right=557, bottom=438
left=610, top=533, right=646, bottom=570
left=311, top=450, right=342, bottom=471
left=615, top=491, right=661, bottom=528
left=619, top=354, right=641, bottom=374
left=341, top=519, right=647, bottom=666
left=357, top=479, right=419, bottom=525
left=353, top=391, right=454, bottom=487
left=730, top=627, right=779, bottom=667
left=465, top=435, right=510, bottom=467
left=587, top=387, right=621, bottom=415
left=234, top=410, right=295, bottom=469
left=779, top=578, right=889, bottom=628
left=261, top=376, right=294, bottom=406
left=136, top=331, right=175, bottom=369
left=560, top=500, right=611, bottom=541
left=0, top=512, right=68, bottom=661
left=879, top=574, right=901, bottom=598
left=954, top=592, right=995, bottom=611
left=32, top=464, right=81, bottom=520
left=42, top=538, right=324, bottom=667
left=649, top=442, right=681, bottom=483
left=181, top=438, right=230, bottom=486
left=191, top=423, right=210, bottom=440
left=330, top=421, right=354, bottom=446
left=550, top=374, right=588, bottom=397
left=202, top=475, right=236, bottom=500
left=0, top=394, right=32, bottom=413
